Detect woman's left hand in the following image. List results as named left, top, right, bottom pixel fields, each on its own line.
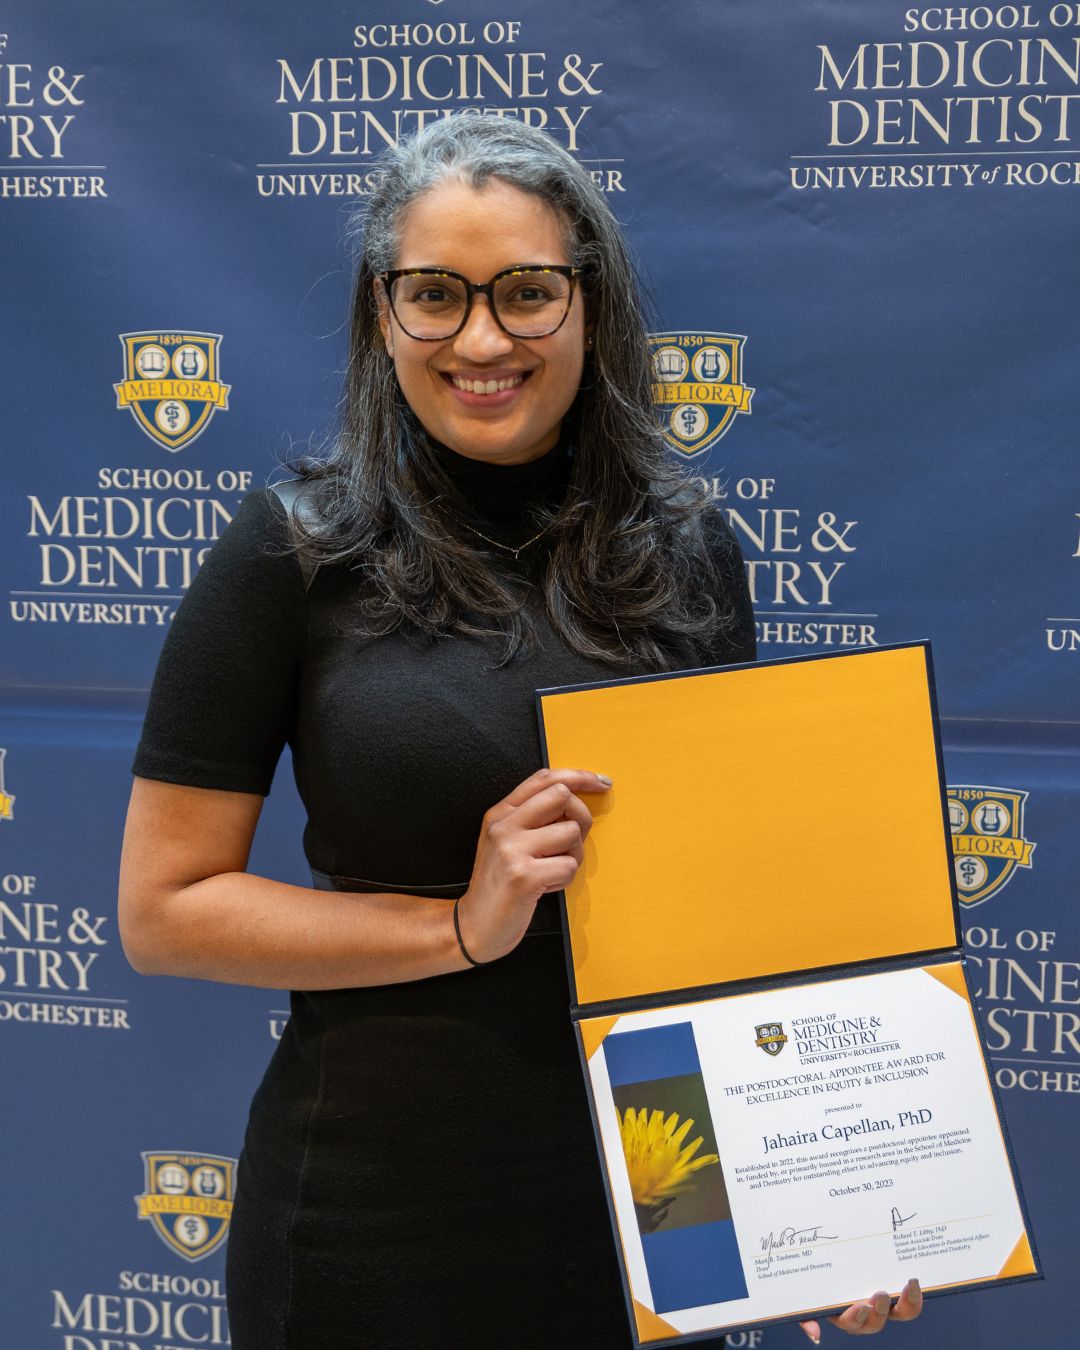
left=799, top=1279, right=922, bottom=1341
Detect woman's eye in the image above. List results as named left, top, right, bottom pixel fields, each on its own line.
left=507, top=285, right=552, bottom=305
left=413, top=286, right=454, bottom=305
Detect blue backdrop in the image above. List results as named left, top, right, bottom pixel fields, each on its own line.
left=3, top=1, right=1077, bottom=1345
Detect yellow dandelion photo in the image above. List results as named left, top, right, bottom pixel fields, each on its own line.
left=603, top=1023, right=748, bottom=1308
left=619, top=1106, right=720, bottom=1209
left=611, top=1068, right=733, bottom=1237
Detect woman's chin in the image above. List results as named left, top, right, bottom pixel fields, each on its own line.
left=430, top=419, right=561, bottom=467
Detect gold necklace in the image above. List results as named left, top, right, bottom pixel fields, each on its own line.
left=459, top=519, right=554, bottom=560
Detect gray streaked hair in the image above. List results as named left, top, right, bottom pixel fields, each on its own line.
left=293, top=116, right=739, bottom=669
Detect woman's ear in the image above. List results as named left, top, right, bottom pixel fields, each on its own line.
left=374, top=277, right=394, bottom=357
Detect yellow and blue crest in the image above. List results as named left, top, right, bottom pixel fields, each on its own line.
left=754, top=1022, right=787, bottom=1057
left=114, top=332, right=230, bottom=452
left=135, top=1151, right=236, bottom=1262
left=947, top=785, right=1036, bottom=907
left=0, top=748, right=13, bottom=822
left=649, top=331, right=754, bottom=457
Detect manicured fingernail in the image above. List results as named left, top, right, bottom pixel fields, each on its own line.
left=806, top=1332, right=820, bottom=1345
left=595, top=773, right=613, bottom=785
left=906, top=1278, right=922, bottom=1304
left=854, top=1304, right=871, bottom=1325
left=873, top=1292, right=891, bottom=1316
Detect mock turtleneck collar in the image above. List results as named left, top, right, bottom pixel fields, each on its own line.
left=428, top=437, right=572, bottom=533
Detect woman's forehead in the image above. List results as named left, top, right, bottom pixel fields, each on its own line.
left=394, top=178, right=571, bottom=274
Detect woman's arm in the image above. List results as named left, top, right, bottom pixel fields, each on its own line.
left=118, top=767, right=609, bottom=989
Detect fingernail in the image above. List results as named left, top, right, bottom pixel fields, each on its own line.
left=806, top=1332, right=820, bottom=1345
left=906, top=1278, right=922, bottom=1305
left=595, top=773, right=613, bottom=785
left=854, top=1304, right=871, bottom=1326
left=873, top=1292, right=891, bottom=1316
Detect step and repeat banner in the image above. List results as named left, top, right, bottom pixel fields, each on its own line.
left=3, top=0, right=1077, bottom=1346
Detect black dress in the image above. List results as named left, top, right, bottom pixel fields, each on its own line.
left=132, top=442, right=756, bottom=1349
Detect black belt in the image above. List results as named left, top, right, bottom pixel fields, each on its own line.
left=310, top=869, right=563, bottom=937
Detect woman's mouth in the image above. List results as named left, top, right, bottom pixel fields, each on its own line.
left=446, top=372, right=528, bottom=396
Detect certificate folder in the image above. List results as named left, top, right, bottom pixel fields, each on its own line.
left=535, top=643, right=1039, bottom=1345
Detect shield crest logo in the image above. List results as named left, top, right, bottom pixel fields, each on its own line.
left=135, top=1152, right=236, bottom=1262
left=754, top=1022, right=787, bottom=1057
left=114, top=332, right=230, bottom=452
left=649, top=331, right=754, bottom=457
left=947, top=786, right=1035, bottom=907
left=0, top=748, right=14, bottom=822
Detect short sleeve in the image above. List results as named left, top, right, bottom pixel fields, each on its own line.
left=702, top=507, right=757, bottom=666
left=132, top=490, right=307, bottom=796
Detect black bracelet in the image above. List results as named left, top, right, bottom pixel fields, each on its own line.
left=453, top=896, right=487, bottom=967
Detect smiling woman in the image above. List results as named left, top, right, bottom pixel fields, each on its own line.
left=281, top=115, right=743, bottom=670
left=376, top=179, right=587, bottom=466
left=120, top=116, right=916, bottom=1350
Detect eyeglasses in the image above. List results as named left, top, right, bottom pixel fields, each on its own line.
left=379, top=264, right=581, bottom=341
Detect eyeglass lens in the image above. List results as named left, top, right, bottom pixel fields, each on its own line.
left=390, top=269, right=572, bottom=339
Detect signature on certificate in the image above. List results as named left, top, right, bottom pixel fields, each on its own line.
left=760, top=1224, right=839, bottom=1267
left=891, top=1206, right=917, bottom=1231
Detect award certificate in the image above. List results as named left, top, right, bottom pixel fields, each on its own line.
left=582, top=962, right=1031, bottom=1337
left=536, top=643, right=1039, bottom=1344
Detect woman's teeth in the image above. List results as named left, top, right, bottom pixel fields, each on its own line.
left=451, top=375, right=524, bottom=395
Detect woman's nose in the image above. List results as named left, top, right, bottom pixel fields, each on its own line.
left=452, top=295, right=515, bottom=361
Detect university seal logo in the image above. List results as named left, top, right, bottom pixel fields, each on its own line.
left=649, top=332, right=754, bottom=457
left=0, top=748, right=14, bottom=822
left=135, top=1152, right=236, bottom=1262
left=947, top=786, right=1035, bottom=907
left=114, top=332, right=230, bottom=452
left=754, top=1022, right=787, bottom=1057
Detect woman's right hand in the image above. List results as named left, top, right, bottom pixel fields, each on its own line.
left=456, top=768, right=612, bottom=964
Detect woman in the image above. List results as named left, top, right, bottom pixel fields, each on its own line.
left=119, top=117, right=921, bottom=1347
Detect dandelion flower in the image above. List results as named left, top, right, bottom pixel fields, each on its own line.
left=619, top=1106, right=720, bottom=1208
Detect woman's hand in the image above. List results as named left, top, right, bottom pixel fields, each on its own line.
left=799, top=1279, right=922, bottom=1341
left=456, top=767, right=611, bottom=964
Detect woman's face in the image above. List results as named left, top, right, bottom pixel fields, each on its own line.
left=378, top=178, right=587, bottom=466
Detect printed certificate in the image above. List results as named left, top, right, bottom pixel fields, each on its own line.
left=536, top=644, right=1040, bottom=1344
left=581, top=963, right=1032, bottom=1339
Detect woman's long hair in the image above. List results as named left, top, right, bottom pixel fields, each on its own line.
left=293, top=116, right=735, bottom=669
